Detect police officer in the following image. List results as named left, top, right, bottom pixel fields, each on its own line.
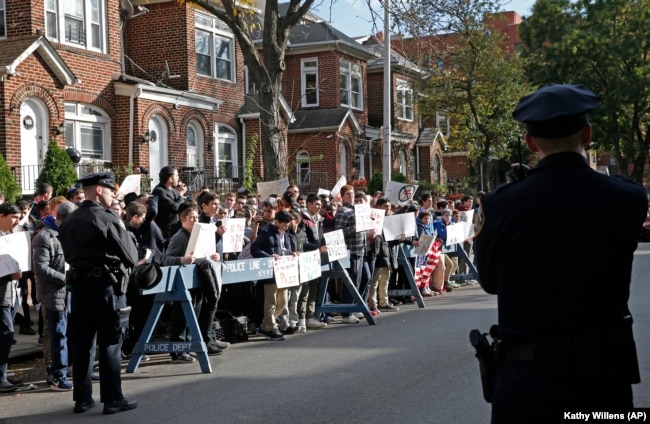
left=59, top=173, right=139, bottom=414
left=474, top=84, right=648, bottom=423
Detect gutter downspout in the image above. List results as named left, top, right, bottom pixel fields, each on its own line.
left=240, top=117, right=246, bottom=188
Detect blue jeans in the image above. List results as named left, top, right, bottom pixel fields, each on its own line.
left=0, top=305, right=14, bottom=381
left=45, top=306, right=69, bottom=378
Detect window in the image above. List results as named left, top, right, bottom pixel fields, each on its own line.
left=64, top=103, right=110, bottom=162
left=436, top=111, right=450, bottom=136
left=0, top=0, right=6, bottom=38
left=215, top=125, right=238, bottom=179
left=244, top=66, right=257, bottom=94
left=340, top=59, right=362, bottom=109
left=396, top=79, right=414, bottom=121
left=301, top=59, right=318, bottom=107
left=45, top=0, right=105, bottom=51
left=195, top=11, right=235, bottom=82
left=297, top=151, right=310, bottom=185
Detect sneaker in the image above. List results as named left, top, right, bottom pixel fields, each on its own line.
left=19, top=326, right=36, bottom=335
left=370, top=310, right=379, bottom=317
left=282, top=326, right=298, bottom=335
left=268, top=329, right=285, bottom=341
left=306, top=318, right=327, bottom=329
left=213, top=340, right=230, bottom=350
left=420, top=287, right=434, bottom=297
left=378, top=304, right=399, bottom=312
left=323, top=315, right=335, bottom=324
left=448, top=281, right=461, bottom=289
left=355, top=312, right=365, bottom=320
left=51, top=376, right=73, bottom=391
left=7, top=377, right=24, bottom=387
left=341, top=315, right=360, bottom=324
left=171, top=353, right=196, bottom=363
left=206, top=344, right=223, bottom=356
left=0, top=379, right=16, bottom=393
left=389, top=298, right=402, bottom=306
left=297, top=319, right=307, bottom=333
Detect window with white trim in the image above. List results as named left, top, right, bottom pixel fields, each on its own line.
left=215, top=125, right=238, bottom=179
left=297, top=151, right=310, bottom=185
left=301, top=59, right=318, bottom=107
left=396, top=79, right=414, bottom=121
left=63, top=102, right=110, bottom=162
left=244, top=66, right=258, bottom=94
left=340, top=59, right=362, bottom=109
left=45, top=0, right=105, bottom=52
left=195, top=11, right=235, bottom=82
left=436, top=111, right=450, bottom=136
left=0, top=0, right=6, bottom=38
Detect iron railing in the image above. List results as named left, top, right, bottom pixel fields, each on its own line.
left=14, top=163, right=113, bottom=195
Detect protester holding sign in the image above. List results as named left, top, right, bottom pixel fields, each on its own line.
left=432, top=209, right=458, bottom=293
left=250, top=210, right=297, bottom=341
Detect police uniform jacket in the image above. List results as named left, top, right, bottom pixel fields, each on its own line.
left=475, top=152, right=647, bottom=347
left=59, top=200, right=138, bottom=273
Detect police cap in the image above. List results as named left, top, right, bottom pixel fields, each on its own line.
left=512, top=84, right=600, bottom=138
left=77, top=172, right=117, bottom=191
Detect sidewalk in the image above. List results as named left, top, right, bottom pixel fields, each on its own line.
left=9, top=331, right=43, bottom=362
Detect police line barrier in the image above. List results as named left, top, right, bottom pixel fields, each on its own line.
left=127, top=251, right=423, bottom=374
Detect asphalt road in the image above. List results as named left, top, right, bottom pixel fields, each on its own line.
left=2, top=244, right=649, bottom=423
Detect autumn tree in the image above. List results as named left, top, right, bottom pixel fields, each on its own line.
left=393, top=0, right=530, bottom=188
left=185, top=0, right=315, bottom=181
left=519, top=0, right=650, bottom=181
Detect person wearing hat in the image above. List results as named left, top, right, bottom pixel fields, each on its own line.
left=58, top=172, right=139, bottom=414
left=473, top=84, right=647, bottom=422
left=152, top=166, right=187, bottom=240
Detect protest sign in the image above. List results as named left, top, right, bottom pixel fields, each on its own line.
left=369, top=208, right=386, bottom=233
left=382, top=213, right=417, bottom=241
left=445, top=221, right=474, bottom=246
left=413, top=233, right=436, bottom=256
left=299, top=250, right=322, bottom=283
left=117, top=174, right=141, bottom=197
left=323, top=229, right=347, bottom=261
left=221, top=218, right=246, bottom=253
left=185, top=222, right=216, bottom=258
left=355, top=203, right=372, bottom=232
left=273, top=255, right=300, bottom=288
left=384, top=181, right=419, bottom=206
left=331, top=175, right=347, bottom=199
left=0, top=231, right=31, bottom=271
left=257, top=177, right=289, bottom=200
left=317, top=188, right=330, bottom=197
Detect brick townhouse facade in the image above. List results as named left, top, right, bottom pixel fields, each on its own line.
left=0, top=0, right=447, bottom=197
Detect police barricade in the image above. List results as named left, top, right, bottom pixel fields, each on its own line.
left=386, top=244, right=425, bottom=308
left=127, top=254, right=380, bottom=374
left=445, top=243, right=479, bottom=282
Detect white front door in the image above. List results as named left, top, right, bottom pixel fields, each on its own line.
left=148, top=117, right=168, bottom=186
left=20, top=99, right=47, bottom=194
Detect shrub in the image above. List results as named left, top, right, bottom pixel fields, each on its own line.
left=0, top=153, right=20, bottom=202
left=35, top=140, right=78, bottom=197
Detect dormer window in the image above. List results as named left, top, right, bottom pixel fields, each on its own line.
left=301, top=59, right=319, bottom=107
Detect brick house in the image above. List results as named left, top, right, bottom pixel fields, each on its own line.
left=0, top=0, right=449, bottom=197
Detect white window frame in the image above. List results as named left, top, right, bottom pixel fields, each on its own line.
left=340, top=59, right=363, bottom=110
left=44, top=0, right=106, bottom=52
left=436, top=111, right=450, bottom=136
left=214, top=124, right=238, bottom=179
left=396, top=79, right=414, bottom=121
left=0, top=0, right=6, bottom=39
left=297, top=150, right=310, bottom=185
left=244, top=66, right=258, bottom=94
left=195, top=11, right=235, bottom=82
left=63, top=102, right=111, bottom=163
left=301, top=58, right=319, bottom=107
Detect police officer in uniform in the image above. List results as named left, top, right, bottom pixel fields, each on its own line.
left=474, top=84, right=647, bottom=423
left=59, top=173, right=139, bottom=414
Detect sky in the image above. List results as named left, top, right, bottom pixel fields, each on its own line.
left=311, top=0, right=537, bottom=38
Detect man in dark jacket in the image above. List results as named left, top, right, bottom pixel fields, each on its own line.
left=33, top=201, right=77, bottom=391
left=474, top=84, right=648, bottom=422
left=152, top=166, right=187, bottom=239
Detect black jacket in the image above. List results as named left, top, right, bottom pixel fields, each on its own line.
left=152, top=184, right=184, bottom=239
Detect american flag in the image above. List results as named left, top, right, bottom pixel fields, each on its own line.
left=414, top=239, right=442, bottom=288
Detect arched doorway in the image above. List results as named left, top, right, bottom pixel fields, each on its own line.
left=20, top=98, right=48, bottom=194
left=148, top=116, right=168, bottom=186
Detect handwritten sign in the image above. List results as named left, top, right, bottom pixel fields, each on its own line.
left=117, top=174, right=142, bottom=197
left=0, top=231, right=31, bottom=271
left=221, top=218, right=246, bottom=253
left=185, top=222, right=216, bottom=258
left=384, top=181, right=419, bottom=206
left=369, top=208, right=386, bottom=233
left=257, top=177, right=289, bottom=200
left=355, top=203, right=372, bottom=232
left=323, top=229, right=347, bottom=261
left=273, top=255, right=300, bottom=288
left=413, top=233, right=436, bottom=256
left=299, top=250, right=321, bottom=282
left=445, top=222, right=474, bottom=246
left=382, top=213, right=417, bottom=241
left=221, top=257, right=274, bottom=283
left=331, top=175, right=347, bottom=200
